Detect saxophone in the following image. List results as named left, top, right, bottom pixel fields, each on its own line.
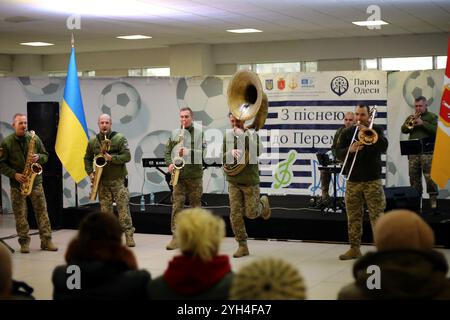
left=20, top=130, right=43, bottom=196
left=169, top=125, right=185, bottom=187
left=89, top=133, right=111, bottom=201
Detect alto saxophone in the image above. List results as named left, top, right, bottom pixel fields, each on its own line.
left=170, top=125, right=185, bottom=187
left=20, top=130, right=43, bottom=196
left=89, top=133, right=111, bottom=201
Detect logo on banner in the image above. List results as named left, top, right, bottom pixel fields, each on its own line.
left=288, top=77, right=298, bottom=90
left=331, top=76, right=349, bottom=96
left=272, top=150, right=297, bottom=189
left=300, top=77, right=315, bottom=88
left=277, top=78, right=285, bottom=90
left=265, top=79, right=274, bottom=90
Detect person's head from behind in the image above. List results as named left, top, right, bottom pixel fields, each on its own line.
left=343, top=112, right=355, bottom=128
left=0, top=243, right=12, bottom=298
left=176, top=208, right=225, bottom=261
left=229, top=257, right=306, bottom=300
left=374, top=209, right=435, bottom=251
left=414, top=96, right=428, bottom=115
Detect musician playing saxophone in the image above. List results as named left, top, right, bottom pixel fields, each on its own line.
left=164, top=107, right=204, bottom=250
left=336, top=105, right=388, bottom=260
left=84, top=114, right=135, bottom=247
left=401, top=96, right=439, bottom=210
left=0, top=113, right=57, bottom=253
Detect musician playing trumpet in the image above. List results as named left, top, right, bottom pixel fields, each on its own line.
left=84, top=114, right=135, bottom=247
left=336, top=105, right=388, bottom=260
left=401, top=96, right=439, bottom=210
left=164, top=107, right=204, bottom=250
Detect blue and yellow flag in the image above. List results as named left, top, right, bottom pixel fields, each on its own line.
left=55, top=47, right=89, bottom=183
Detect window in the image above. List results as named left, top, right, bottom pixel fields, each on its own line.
left=381, top=57, right=433, bottom=71
left=48, top=71, right=95, bottom=77
left=256, top=62, right=300, bottom=74
left=361, top=58, right=378, bottom=70
left=303, top=61, right=318, bottom=72
left=436, top=56, right=447, bottom=69
left=237, top=64, right=252, bottom=71
left=128, top=67, right=170, bottom=76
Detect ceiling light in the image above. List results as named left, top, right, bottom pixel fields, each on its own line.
left=20, top=42, right=54, bottom=46
left=226, top=29, right=262, bottom=33
left=352, top=20, right=388, bottom=27
left=117, top=35, right=152, bottom=40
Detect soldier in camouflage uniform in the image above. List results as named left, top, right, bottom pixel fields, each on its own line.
left=319, top=112, right=355, bottom=203
left=165, top=107, right=204, bottom=250
left=223, top=113, right=271, bottom=258
left=336, top=105, right=388, bottom=260
left=401, top=96, right=439, bottom=210
left=0, top=114, right=58, bottom=253
left=84, top=114, right=135, bottom=247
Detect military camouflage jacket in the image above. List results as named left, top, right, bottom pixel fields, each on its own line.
left=0, top=132, right=48, bottom=189
left=401, top=110, right=438, bottom=140
left=84, top=131, right=131, bottom=181
left=165, top=125, right=204, bottom=180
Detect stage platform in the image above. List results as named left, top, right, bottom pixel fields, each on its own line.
left=62, top=192, right=450, bottom=248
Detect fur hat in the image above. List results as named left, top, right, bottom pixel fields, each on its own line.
left=229, top=257, right=306, bottom=300
left=374, top=209, right=435, bottom=251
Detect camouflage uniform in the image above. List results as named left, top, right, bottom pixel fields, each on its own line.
left=0, top=132, right=53, bottom=246
left=401, top=111, right=439, bottom=199
left=336, top=124, right=388, bottom=249
left=223, top=129, right=265, bottom=244
left=84, top=131, right=134, bottom=236
left=165, top=125, right=204, bottom=234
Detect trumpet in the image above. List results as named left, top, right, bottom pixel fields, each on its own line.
left=170, top=125, right=185, bottom=186
left=404, top=111, right=422, bottom=130
left=340, top=106, right=378, bottom=181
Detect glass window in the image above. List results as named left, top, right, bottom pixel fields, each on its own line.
left=129, top=68, right=170, bottom=76
left=237, top=64, right=253, bottom=71
left=256, top=62, right=300, bottom=74
left=361, top=58, right=378, bottom=70
left=436, top=56, right=447, bottom=69
left=303, top=61, right=317, bottom=72
left=381, top=57, right=433, bottom=71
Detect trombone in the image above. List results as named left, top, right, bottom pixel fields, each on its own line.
left=340, top=106, right=378, bottom=181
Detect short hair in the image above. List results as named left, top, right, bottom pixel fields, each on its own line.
left=374, top=209, right=435, bottom=251
left=415, top=96, right=427, bottom=104
left=98, top=114, right=112, bottom=122
left=12, top=113, right=26, bottom=122
left=356, top=104, right=370, bottom=114
left=175, top=208, right=225, bottom=261
left=180, top=107, right=193, bottom=116
left=0, top=243, right=12, bottom=298
left=344, top=111, right=355, bottom=118
left=77, top=212, right=123, bottom=247
left=229, top=257, right=306, bottom=300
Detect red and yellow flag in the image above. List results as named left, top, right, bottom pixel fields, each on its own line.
left=431, top=37, right=450, bottom=188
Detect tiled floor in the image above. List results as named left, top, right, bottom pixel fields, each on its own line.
left=1, top=213, right=450, bottom=300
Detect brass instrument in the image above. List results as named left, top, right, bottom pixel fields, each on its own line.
left=404, top=111, right=422, bottom=130
left=340, top=106, right=379, bottom=181
left=170, top=125, right=185, bottom=187
left=20, top=130, right=43, bottom=196
left=223, top=70, right=268, bottom=176
left=89, top=133, right=111, bottom=201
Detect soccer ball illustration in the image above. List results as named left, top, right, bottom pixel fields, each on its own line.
left=134, top=130, right=172, bottom=187
left=17, top=77, right=63, bottom=96
left=62, top=171, right=92, bottom=207
left=99, top=81, right=141, bottom=124
left=0, top=121, right=14, bottom=141
left=402, top=71, right=440, bottom=108
left=176, top=76, right=229, bottom=130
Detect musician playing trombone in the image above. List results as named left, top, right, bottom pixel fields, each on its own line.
left=336, top=105, right=388, bottom=260
left=401, top=96, right=438, bottom=211
left=164, top=107, right=204, bottom=250
left=84, top=114, right=135, bottom=247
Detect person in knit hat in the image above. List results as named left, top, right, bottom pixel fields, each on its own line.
left=148, top=208, right=233, bottom=299
left=338, top=209, right=450, bottom=299
left=229, top=257, right=306, bottom=300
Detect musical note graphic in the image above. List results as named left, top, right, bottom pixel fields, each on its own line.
left=272, top=150, right=297, bottom=189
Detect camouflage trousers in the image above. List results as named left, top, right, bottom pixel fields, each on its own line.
left=228, top=183, right=263, bottom=243
left=408, top=154, right=438, bottom=196
left=345, top=180, right=385, bottom=247
left=171, top=178, right=203, bottom=234
left=10, top=184, right=52, bottom=245
left=99, top=178, right=135, bottom=235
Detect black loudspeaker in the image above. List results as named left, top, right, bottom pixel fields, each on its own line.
left=384, top=186, right=421, bottom=213
left=26, top=102, right=62, bottom=229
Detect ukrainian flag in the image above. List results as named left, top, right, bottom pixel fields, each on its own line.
left=55, top=47, right=89, bottom=183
